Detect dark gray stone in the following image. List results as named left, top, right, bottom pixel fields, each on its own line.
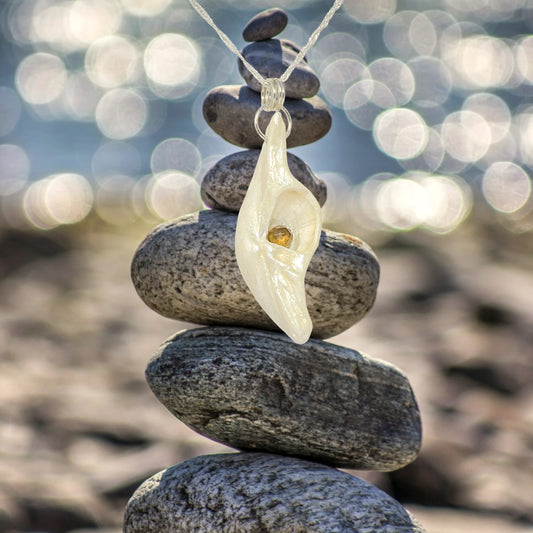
left=131, top=210, right=379, bottom=339
left=124, top=453, right=427, bottom=533
left=242, top=8, right=288, bottom=42
left=239, top=39, right=320, bottom=98
left=201, top=150, right=327, bottom=212
left=146, top=327, right=422, bottom=470
left=203, top=85, right=331, bottom=149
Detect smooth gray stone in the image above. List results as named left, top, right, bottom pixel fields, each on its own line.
left=146, top=327, right=422, bottom=470
left=131, top=210, right=379, bottom=339
left=203, top=85, right=331, bottom=149
left=242, top=8, right=288, bottom=42
left=124, top=453, right=427, bottom=533
left=239, top=39, right=320, bottom=98
left=201, top=150, right=327, bottom=212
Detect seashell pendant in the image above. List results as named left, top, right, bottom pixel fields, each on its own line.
left=235, top=111, right=322, bottom=344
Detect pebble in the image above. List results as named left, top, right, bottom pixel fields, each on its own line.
left=239, top=39, right=320, bottom=98
left=242, top=8, right=288, bottom=42
left=131, top=210, right=380, bottom=339
left=203, top=85, right=331, bottom=149
left=201, top=149, right=327, bottom=212
left=124, top=453, right=427, bottom=533
left=146, top=327, right=422, bottom=470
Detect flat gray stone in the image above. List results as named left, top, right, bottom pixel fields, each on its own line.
left=131, top=210, right=379, bottom=339
left=239, top=39, right=320, bottom=98
left=203, top=85, right=331, bottom=149
left=242, top=8, right=288, bottom=42
left=124, top=453, right=427, bottom=533
left=146, top=327, right=422, bottom=470
left=201, top=150, right=327, bottom=212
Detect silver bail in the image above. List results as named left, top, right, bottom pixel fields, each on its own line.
left=261, top=78, right=285, bottom=112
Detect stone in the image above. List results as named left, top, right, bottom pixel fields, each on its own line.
left=203, top=85, right=331, bottom=149
left=242, top=8, right=288, bottom=42
left=201, top=150, right=327, bottom=212
left=239, top=39, right=320, bottom=98
left=131, top=210, right=380, bottom=339
left=124, top=453, right=427, bottom=533
left=146, top=327, right=422, bottom=470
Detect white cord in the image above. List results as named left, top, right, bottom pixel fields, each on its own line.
left=188, top=0, right=345, bottom=88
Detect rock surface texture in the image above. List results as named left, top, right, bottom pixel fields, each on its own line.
left=201, top=149, right=327, bottom=211
left=124, top=453, right=426, bottom=533
left=242, top=8, right=288, bottom=41
left=146, top=327, right=422, bottom=470
left=125, top=6, right=426, bottom=533
left=131, top=210, right=380, bottom=338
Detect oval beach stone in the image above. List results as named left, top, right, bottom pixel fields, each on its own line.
left=131, top=210, right=380, bottom=339
left=146, top=327, right=422, bottom=470
left=239, top=39, right=320, bottom=98
left=242, top=8, right=288, bottom=42
left=124, top=453, right=427, bottom=533
left=203, top=85, right=331, bottom=149
left=201, top=150, right=327, bottom=212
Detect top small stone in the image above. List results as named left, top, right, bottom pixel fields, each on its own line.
left=242, top=8, right=288, bottom=42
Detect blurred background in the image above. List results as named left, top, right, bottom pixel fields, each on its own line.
left=0, top=0, right=532, bottom=531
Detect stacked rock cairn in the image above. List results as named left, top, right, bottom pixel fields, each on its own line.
left=125, top=8, right=426, bottom=533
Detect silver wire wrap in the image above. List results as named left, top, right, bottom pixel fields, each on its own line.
left=261, top=78, right=285, bottom=112
left=254, top=78, right=291, bottom=140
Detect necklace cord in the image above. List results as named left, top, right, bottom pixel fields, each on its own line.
left=188, top=0, right=345, bottom=88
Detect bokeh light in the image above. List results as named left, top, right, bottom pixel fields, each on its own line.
left=321, top=58, right=368, bottom=108
left=366, top=58, right=415, bottom=106
left=85, top=35, right=141, bottom=89
left=482, top=162, right=531, bottom=214
left=443, top=34, right=514, bottom=89
left=120, top=0, right=172, bottom=18
left=355, top=171, right=472, bottom=233
left=516, top=36, right=533, bottom=85
left=310, top=32, right=366, bottom=70
left=373, top=108, right=428, bottom=160
left=15, top=53, right=67, bottom=106
left=144, top=33, right=201, bottom=99
left=69, top=0, right=123, bottom=44
left=95, top=89, right=148, bottom=139
left=22, top=173, right=93, bottom=229
left=375, top=176, right=430, bottom=230
left=343, top=0, right=396, bottom=25
left=150, top=138, right=202, bottom=177
left=62, top=72, right=102, bottom=121
left=0, top=145, right=30, bottom=196
left=344, top=80, right=395, bottom=130
left=146, top=171, right=203, bottom=220
left=440, top=110, right=491, bottom=163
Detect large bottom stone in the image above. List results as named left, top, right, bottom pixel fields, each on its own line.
left=124, top=453, right=427, bottom=533
left=131, top=210, right=380, bottom=339
left=146, top=327, right=421, bottom=471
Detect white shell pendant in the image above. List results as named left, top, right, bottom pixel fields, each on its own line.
left=235, top=111, right=322, bottom=344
